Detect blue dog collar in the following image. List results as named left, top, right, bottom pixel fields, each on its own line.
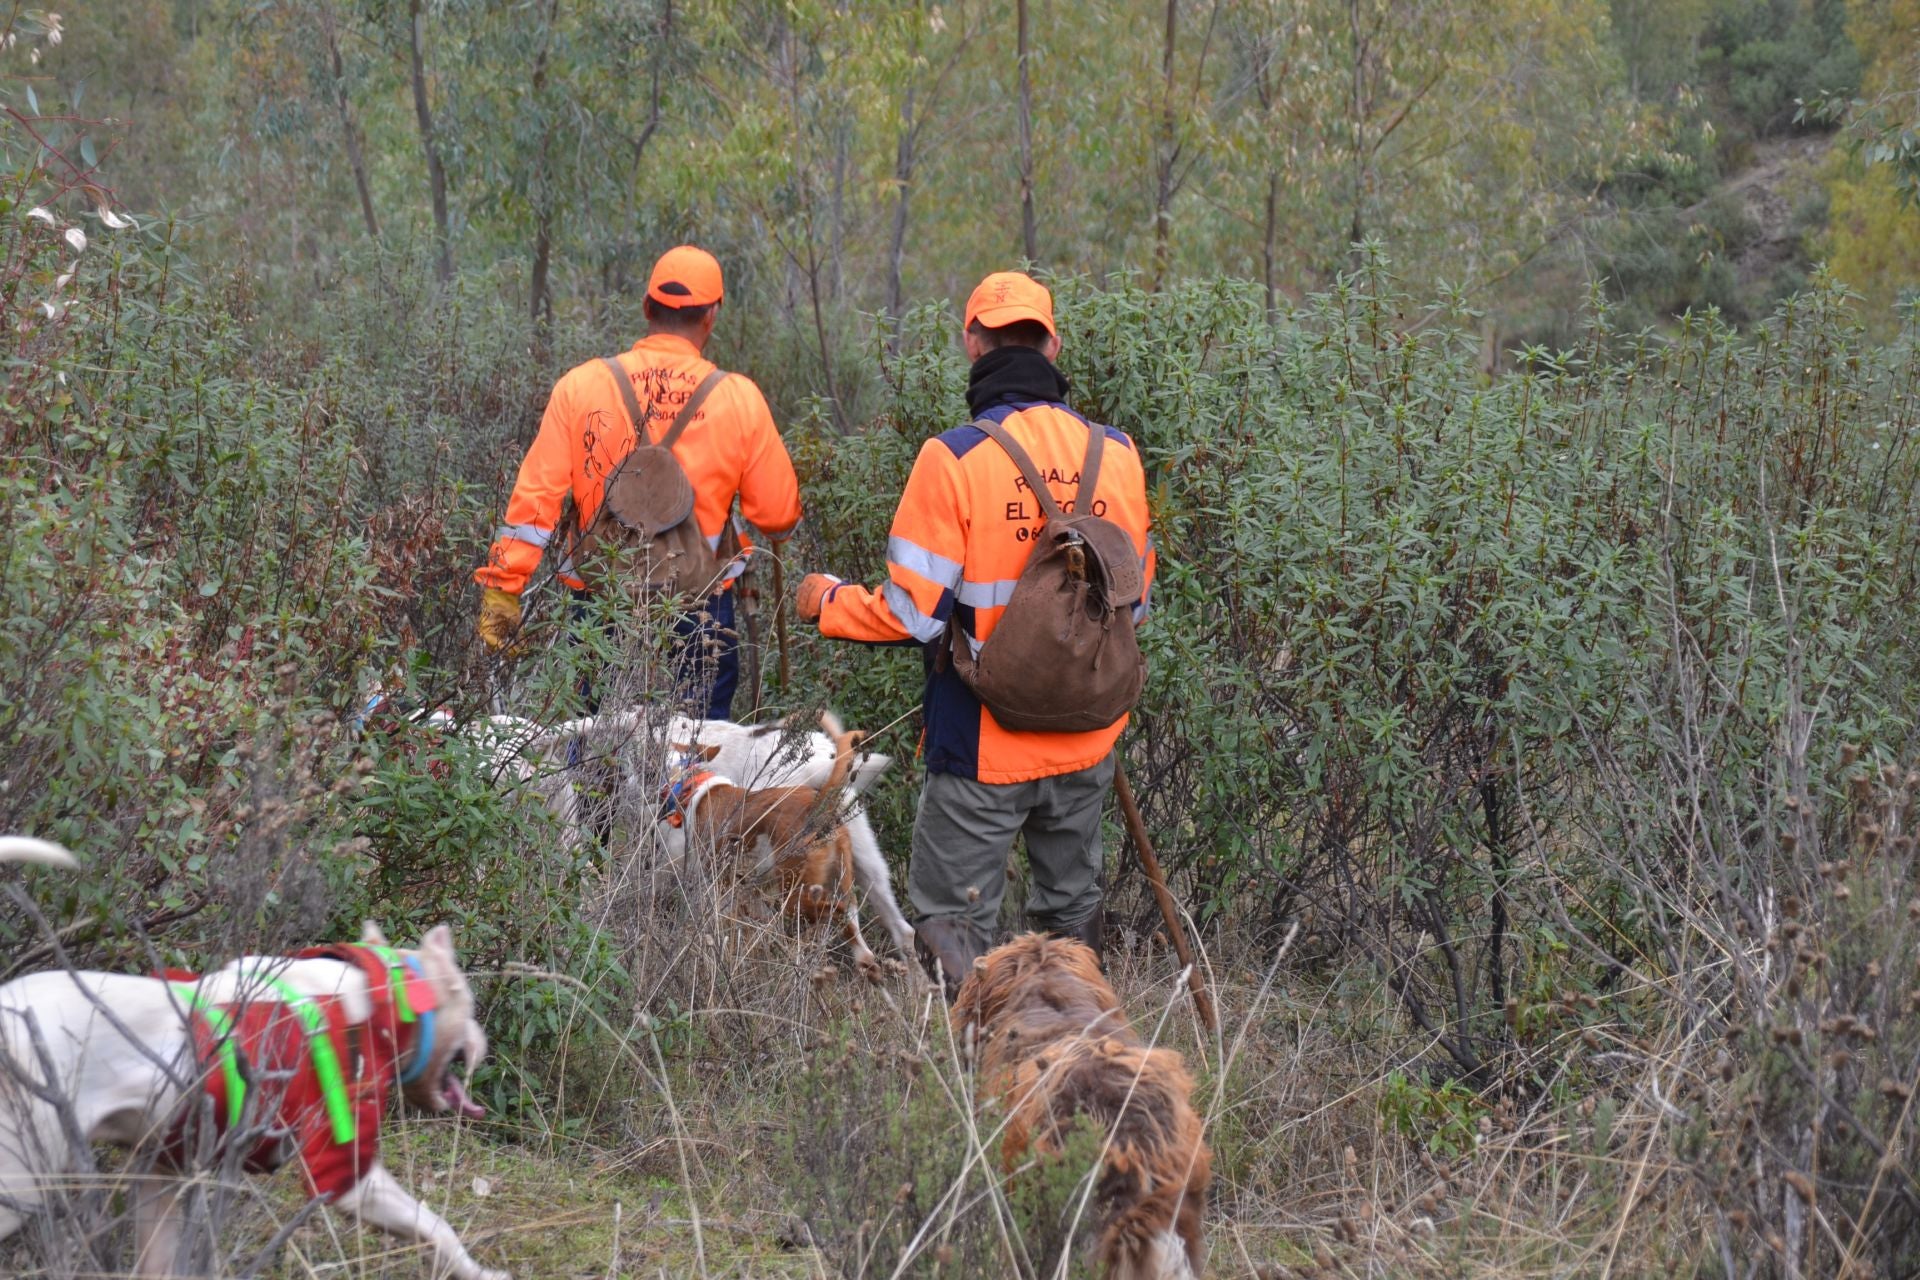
left=397, top=955, right=438, bottom=1086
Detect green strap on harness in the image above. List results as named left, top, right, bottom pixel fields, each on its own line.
left=364, top=944, right=417, bottom=1023
left=170, top=983, right=246, bottom=1130
left=237, top=970, right=357, bottom=1146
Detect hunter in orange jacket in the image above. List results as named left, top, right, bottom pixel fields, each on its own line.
left=476, top=246, right=801, bottom=719
left=797, top=272, right=1155, bottom=988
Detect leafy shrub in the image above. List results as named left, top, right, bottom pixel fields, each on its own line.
left=774, top=1027, right=1109, bottom=1277
left=782, top=255, right=1920, bottom=1107
left=0, top=108, right=624, bottom=1129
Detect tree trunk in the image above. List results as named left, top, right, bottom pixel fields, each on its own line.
left=1262, top=168, right=1278, bottom=319
left=887, top=83, right=917, bottom=323
left=407, top=0, right=453, bottom=284
left=319, top=0, right=379, bottom=243
left=530, top=213, right=553, bottom=353
left=1150, top=0, right=1179, bottom=290
left=528, top=0, right=561, bottom=358
left=830, top=121, right=847, bottom=302
left=1346, top=0, right=1368, bottom=272
left=619, top=0, right=670, bottom=280
left=1016, top=0, right=1037, bottom=263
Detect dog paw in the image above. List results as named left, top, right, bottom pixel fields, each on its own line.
left=474, top=1269, right=512, bottom=1280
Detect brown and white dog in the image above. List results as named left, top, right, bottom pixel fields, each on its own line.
left=0, top=838, right=506, bottom=1279
left=953, top=934, right=1210, bottom=1280
left=665, top=715, right=882, bottom=975
left=662, top=712, right=913, bottom=955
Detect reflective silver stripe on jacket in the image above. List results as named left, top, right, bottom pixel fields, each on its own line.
left=883, top=581, right=947, bottom=644
left=496, top=523, right=554, bottom=547
left=887, top=535, right=962, bottom=590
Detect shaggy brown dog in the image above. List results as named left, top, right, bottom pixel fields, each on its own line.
left=952, top=934, right=1210, bottom=1279
left=675, top=715, right=880, bottom=974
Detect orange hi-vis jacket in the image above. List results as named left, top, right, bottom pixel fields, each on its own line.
left=819, top=401, right=1155, bottom=784
left=475, top=333, right=802, bottom=597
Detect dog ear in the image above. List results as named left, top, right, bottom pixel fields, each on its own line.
left=421, top=923, right=458, bottom=960
left=362, top=921, right=390, bottom=946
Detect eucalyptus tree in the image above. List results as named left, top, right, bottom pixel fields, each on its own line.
left=435, top=0, right=683, bottom=356
left=1208, top=0, right=1634, bottom=314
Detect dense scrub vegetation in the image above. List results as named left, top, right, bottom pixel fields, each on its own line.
left=4, top=2, right=1920, bottom=1276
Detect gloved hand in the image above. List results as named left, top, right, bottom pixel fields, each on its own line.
left=477, top=587, right=523, bottom=653
left=795, top=573, right=842, bottom=624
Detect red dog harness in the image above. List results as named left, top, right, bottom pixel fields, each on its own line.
left=163, top=944, right=440, bottom=1200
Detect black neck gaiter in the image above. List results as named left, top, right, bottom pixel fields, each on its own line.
left=964, top=345, right=1071, bottom=417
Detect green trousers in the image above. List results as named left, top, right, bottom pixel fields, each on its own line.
left=907, top=754, right=1114, bottom=939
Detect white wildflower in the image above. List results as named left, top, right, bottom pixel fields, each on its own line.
left=29, top=47, right=38, bottom=64
left=26, top=207, right=54, bottom=225
left=96, top=206, right=132, bottom=230
left=54, top=266, right=73, bottom=289
left=63, top=226, right=85, bottom=253
left=38, top=300, right=63, bottom=320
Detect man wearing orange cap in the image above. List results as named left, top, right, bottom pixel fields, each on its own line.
left=476, top=245, right=801, bottom=721
left=794, top=272, right=1155, bottom=994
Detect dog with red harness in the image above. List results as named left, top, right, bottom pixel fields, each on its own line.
left=0, top=845, right=505, bottom=1280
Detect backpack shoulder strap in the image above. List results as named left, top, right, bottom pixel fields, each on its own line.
left=973, top=416, right=1067, bottom=523
left=660, top=368, right=729, bottom=449
left=1073, top=420, right=1107, bottom=516
left=599, top=360, right=728, bottom=448
left=600, top=356, right=648, bottom=435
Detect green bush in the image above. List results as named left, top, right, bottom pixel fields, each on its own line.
left=773, top=1028, right=1109, bottom=1278
left=0, top=139, right=622, bottom=1127
left=785, top=254, right=1920, bottom=1101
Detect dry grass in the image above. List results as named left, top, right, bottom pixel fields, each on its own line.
left=8, top=710, right=1914, bottom=1279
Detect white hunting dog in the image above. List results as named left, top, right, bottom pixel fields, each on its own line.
left=364, top=700, right=913, bottom=965
left=656, top=713, right=915, bottom=956
left=0, top=837, right=508, bottom=1280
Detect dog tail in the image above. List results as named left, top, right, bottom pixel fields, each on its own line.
left=819, top=712, right=863, bottom=794
left=1100, top=1195, right=1203, bottom=1280
left=0, top=836, right=78, bottom=869
left=1096, top=1142, right=1207, bottom=1280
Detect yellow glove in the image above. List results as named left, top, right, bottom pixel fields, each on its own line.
left=477, top=588, right=522, bottom=653
left=795, top=573, right=842, bottom=624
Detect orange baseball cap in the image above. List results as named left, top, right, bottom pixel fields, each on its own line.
left=648, top=245, right=724, bottom=308
left=964, top=271, right=1055, bottom=336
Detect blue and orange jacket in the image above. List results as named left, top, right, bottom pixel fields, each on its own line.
left=476, top=333, right=801, bottom=596
left=819, top=401, right=1154, bottom=784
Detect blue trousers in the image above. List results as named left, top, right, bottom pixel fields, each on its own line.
left=571, top=587, right=738, bottom=722
left=673, top=588, right=738, bottom=722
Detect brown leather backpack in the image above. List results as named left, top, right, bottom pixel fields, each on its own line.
left=572, top=357, right=732, bottom=599
left=947, top=416, right=1147, bottom=734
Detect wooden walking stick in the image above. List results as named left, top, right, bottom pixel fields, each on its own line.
left=770, top=552, right=792, bottom=689
left=1113, top=760, right=1218, bottom=1034
left=739, top=565, right=764, bottom=714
